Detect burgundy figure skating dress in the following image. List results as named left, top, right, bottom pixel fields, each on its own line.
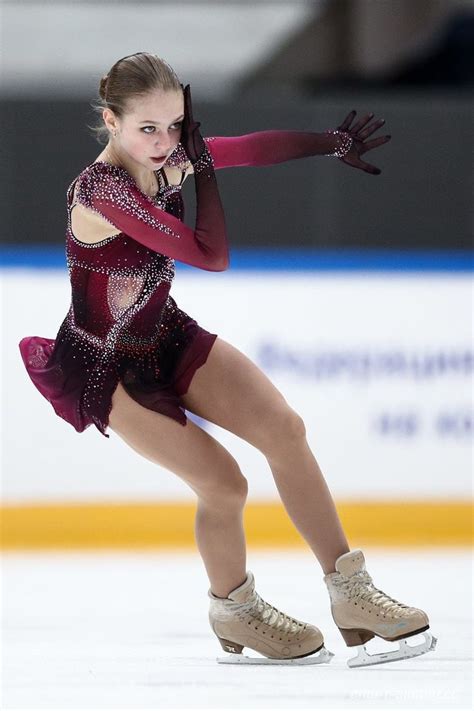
left=19, top=130, right=339, bottom=438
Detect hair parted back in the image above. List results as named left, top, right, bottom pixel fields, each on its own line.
left=87, top=52, right=182, bottom=145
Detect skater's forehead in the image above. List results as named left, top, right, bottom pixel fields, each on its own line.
left=137, top=114, right=184, bottom=125
left=129, top=91, right=184, bottom=124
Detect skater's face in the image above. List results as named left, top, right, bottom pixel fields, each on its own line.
left=104, top=89, right=184, bottom=169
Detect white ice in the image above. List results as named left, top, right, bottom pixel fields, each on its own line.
left=1, top=548, right=472, bottom=710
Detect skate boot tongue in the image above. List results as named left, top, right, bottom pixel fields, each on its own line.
left=226, top=571, right=255, bottom=603
left=335, top=550, right=366, bottom=577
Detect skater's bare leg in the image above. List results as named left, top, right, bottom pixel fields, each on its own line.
left=265, top=437, right=350, bottom=575
left=194, top=501, right=247, bottom=597
left=108, top=382, right=247, bottom=597
left=181, top=338, right=350, bottom=575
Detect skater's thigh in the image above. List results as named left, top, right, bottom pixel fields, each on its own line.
left=180, top=337, right=305, bottom=455
left=107, top=381, right=247, bottom=501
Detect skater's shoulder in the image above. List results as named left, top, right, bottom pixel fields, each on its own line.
left=70, top=160, right=134, bottom=204
left=78, top=159, right=132, bottom=183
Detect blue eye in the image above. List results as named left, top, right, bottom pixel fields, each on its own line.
left=141, top=122, right=182, bottom=134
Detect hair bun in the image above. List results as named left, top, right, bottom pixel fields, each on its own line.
left=99, top=75, right=109, bottom=100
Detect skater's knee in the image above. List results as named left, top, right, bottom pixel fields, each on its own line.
left=284, top=408, right=306, bottom=441
left=211, top=471, right=248, bottom=508
left=198, top=460, right=248, bottom=509
left=258, top=406, right=306, bottom=458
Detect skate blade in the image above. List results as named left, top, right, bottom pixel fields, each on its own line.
left=347, top=631, right=437, bottom=668
left=217, top=645, right=334, bottom=665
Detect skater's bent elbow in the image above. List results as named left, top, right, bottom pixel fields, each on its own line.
left=208, top=253, right=229, bottom=271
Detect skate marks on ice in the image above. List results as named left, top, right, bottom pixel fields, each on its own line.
left=2, top=549, right=471, bottom=709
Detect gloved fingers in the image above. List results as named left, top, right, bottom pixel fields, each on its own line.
left=180, top=84, right=206, bottom=164
left=357, top=118, right=386, bottom=140
left=348, top=112, right=377, bottom=135
left=191, top=123, right=202, bottom=152
left=337, top=110, right=357, bottom=131
left=357, top=159, right=382, bottom=175
left=183, top=86, right=203, bottom=135
left=359, top=134, right=391, bottom=154
left=341, top=152, right=382, bottom=175
left=183, top=84, right=193, bottom=122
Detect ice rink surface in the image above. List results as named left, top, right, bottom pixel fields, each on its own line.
left=1, top=547, right=472, bottom=710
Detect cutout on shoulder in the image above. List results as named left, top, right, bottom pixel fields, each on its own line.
left=70, top=180, right=122, bottom=244
left=70, top=201, right=122, bottom=244
left=68, top=162, right=128, bottom=245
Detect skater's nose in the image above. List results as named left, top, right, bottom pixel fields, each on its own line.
left=154, top=134, right=172, bottom=153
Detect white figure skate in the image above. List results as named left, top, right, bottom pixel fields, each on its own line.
left=209, top=570, right=334, bottom=665
left=324, top=549, right=437, bottom=668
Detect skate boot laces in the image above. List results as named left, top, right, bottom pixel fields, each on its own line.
left=240, top=591, right=307, bottom=635
left=340, top=570, right=414, bottom=617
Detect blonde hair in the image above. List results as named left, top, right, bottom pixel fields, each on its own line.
left=87, top=52, right=182, bottom=145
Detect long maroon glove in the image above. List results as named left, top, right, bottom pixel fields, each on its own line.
left=179, top=83, right=207, bottom=164
left=193, top=111, right=390, bottom=175
left=178, top=83, right=229, bottom=266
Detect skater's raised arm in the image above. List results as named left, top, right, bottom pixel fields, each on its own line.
left=203, top=131, right=350, bottom=168
left=172, top=111, right=391, bottom=176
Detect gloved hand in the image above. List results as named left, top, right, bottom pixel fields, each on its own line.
left=331, top=111, right=391, bottom=175
left=179, top=83, right=207, bottom=165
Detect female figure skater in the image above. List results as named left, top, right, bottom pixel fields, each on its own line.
left=19, top=52, right=436, bottom=667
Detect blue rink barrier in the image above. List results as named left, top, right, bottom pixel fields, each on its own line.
left=0, top=246, right=473, bottom=271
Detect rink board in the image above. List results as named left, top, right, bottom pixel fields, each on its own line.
left=1, top=500, right=472, bottom=549
left=1, top=253, right=472, bottom=548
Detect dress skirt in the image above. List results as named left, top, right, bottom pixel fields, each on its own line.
left=19, top=310, right=218, bottom=439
